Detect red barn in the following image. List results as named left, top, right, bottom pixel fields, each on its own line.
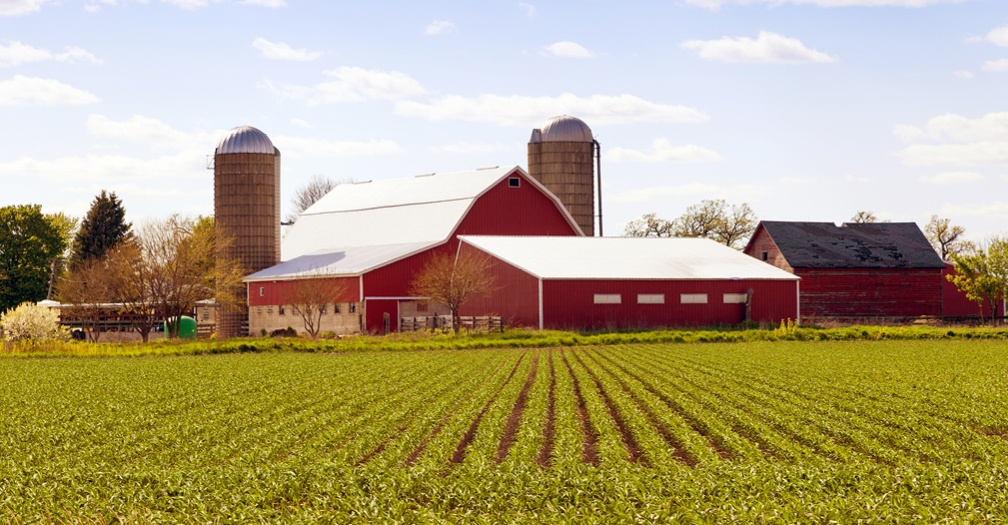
left=942, top=262, right=1005, bottom=319
left=744, top=221, right=945, bottom=321
left=459, top=236, right=799, bottom=330
left=244, top=166, right=582, bottom=334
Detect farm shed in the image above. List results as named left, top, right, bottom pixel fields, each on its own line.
left=245, top=166, right=582, bottom=334
left=457, top=236, right=800, bottom=330
left=744, top=221, right=945, bottom=320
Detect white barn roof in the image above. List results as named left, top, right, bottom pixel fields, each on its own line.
left=246, top=242, right=431, bottom=281
left=281, top=165, right=578, bottom=261
left=459, top=236, right=801, bottom=281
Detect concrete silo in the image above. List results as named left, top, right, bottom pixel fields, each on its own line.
left=527, top=115, right=601, bottom=236
left=213, top=125, right=281, bottom=337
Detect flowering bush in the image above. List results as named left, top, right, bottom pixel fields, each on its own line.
left=1, top=302, right=69, bottom=344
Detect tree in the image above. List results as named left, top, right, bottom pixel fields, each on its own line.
left=69, top=190, right=132, bottom=271
left=924, top=214, right=975, bottom=261
left=140, top=215, right=246, bottom=339
left=850, top=210, right=877, bottom=223
left=285, top=269, right=348, bottom=339
left=44, top=212, right=79, bottom=299
left=56, top=256, right=116, bottom=343
left=409, top=248, right=495, bottom=335
left=106, top=240, right=159, bottom=343
left=947, top=238, right=1008, bottom=323
left=0, top=205, right=66, bottom=312
left=284, top=175, right=351, bottom=225
left=0, top=302, right=68, bottom=345
left=662, top=199, right=758, bottom=249
left=623, top=213, right=674, bottom=237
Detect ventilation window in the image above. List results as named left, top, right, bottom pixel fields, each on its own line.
left=593, top=294, right=621, bottom=304
left=637, top=294, right=665, bottom=304
left=761, top=251, right=769, bottom=261
left=723, top=293, right=747, bottom=304
left=320, top=304, right=327, bottom=314
left=259, top=286, right=265, bottom=297
left=349, top=303, right=357, bottom=313
left=680, top=293, right=708, bottom=304
left=334, top=303, right=342, bottom=314
left=279, top=305, right=286, bottom=316
left=508, top=177, right=521, bottom=188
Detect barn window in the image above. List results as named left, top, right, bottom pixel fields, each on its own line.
left=723, top=293, right=748, bottom=304
left=334, top=303, right=342, bottom=313
left=637, top=294, right=665, bottom=304
left=349, top=303, right=357, bottom=313
left=259, top=286, right=265, bottom=297
left=593, top=294, right=622, bottom=304
left=680, top=293, right=708, bottom=304
left=508, top=177, right=521, bottom=188
left=267, top=306, right=273, bottom=314
left=417, top=301, right=429, bottom=313
left=761, top=252, right=768, bottom=261
left=320, top=304, right=327, bottom=314
left=279, top=305, right=286, bottom=316
left=256, top=307, right=262, bottom=315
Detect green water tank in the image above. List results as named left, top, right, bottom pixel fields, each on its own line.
left=164, top=316, right=198, bottom=340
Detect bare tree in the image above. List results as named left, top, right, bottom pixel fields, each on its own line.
left=409, top=249, right=495, bottom=335
left=623, top=213, right=674, bottom=237
left=286, top=269, right=348, bottom=339
left=663, top=199, right=757, bottom=249
left=850, top=210, right=877, bottom=223
left=925, top=214, right=975, bottom=261
left=56, top=255, right=115, bottom=342
left=106, top=239, right=159, bottom=343
left=284, top=175, right=352, bottom=225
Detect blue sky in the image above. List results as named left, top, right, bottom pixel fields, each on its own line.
left=2, top=0, right=1007, bottom=242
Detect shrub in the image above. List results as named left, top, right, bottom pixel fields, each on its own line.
left=1, top=302, right=69, bottom=344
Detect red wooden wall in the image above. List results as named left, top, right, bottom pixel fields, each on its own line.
left=942, top=263, right=1005, bottom=318
left=248, top=276, right=360, bottom=307
left=796, top=268, right=942, bottom=318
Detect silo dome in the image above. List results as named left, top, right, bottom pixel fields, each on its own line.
left=530, top=115, right=593, bottom=143
left=215, top=125, right=276, bottom=155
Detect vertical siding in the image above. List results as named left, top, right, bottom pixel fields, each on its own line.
left=797, top=268, right=942, bottom=317
left=540, top=279, right=797, bottom=330
left=455, top=172, right=581, bottom=237
left=247, top=276, right=360, bottom=307
left=458, top=243, right=540, bottom=327
left=942, top=263, right=1004, bottom=318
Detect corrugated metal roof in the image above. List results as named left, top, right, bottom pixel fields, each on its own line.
left=459, top=236, right=800, bottom=280
left=282, top=165, right=581, bottom=260
left=757, top=221, right=944, bottom=269
left=215, top=125, right=276, bottom=155
left=246, top=242, right=434, bottom=281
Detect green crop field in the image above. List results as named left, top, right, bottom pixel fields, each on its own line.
left=3, top=340, right=1008, bottom=523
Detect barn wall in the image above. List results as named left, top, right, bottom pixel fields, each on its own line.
left=538, top=279, right=798, bottom=330
left=743, top=225, right=793, bottom=272
left=796, top=268, right=942, bottom=318
left=942, top=263, right=1005, bottom=318
left=455, top=172, right=582, bottom=237
left=247, top=276, right=360, bottom=307
left=458, top=244, right=541, bottom=327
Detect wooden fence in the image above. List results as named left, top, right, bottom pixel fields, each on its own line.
left=399, top=315, right=503, bottom=333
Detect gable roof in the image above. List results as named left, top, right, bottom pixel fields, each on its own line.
left=751, top=221, right=944, bottom=269
left=245, top=242, right=431, bottom=282
left=460, top=236, right=799, bottom=281
left=280, top=165, right=581, bottom=261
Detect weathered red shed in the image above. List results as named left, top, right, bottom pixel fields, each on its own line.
left=459, top=236, right=800, bottom=330
left=245, top=166, right=582, bottom=334
left=744, top=221, right=945, bottom=321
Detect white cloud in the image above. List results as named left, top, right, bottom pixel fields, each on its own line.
left=608, top=139, right=722, bottom=163
left=953, top=70, right=974, bottom=79
left=682, top=31, right=835, bottom=64
left=87, top=114, right=219, bottom=151
left=242, top=0, right=286, bottom=6
left=518, top=2, right=536, bottom=17
left=0, top=0, right=48, bottom=16
left=429, top=142, right=514, bottom=154
left=543, top=41, right=595, bottom=58
left=985, top=25, right=1008, bottom=47
left=273, top=136, right=402, bottom=157
left=425, top=20, right=456, bottom=36
left=920, top=171, right=985, bottom=184
left=161, top=0, right=208, bottom=9
left=289, top=118, right=314, bottom=129
left=685, top=0, right=965, bottom=8
left=0, top=75, right=98, bottom=106
left=896, top=112, right=1008, bottom=168
left=251, top=38, right=320, bottom=61
left=983, top=59, right=1008, bottom=72
left=0, top=152, right=206, bottom=187
left=898, top=143, right=1008, bottom=167
left=0, top=41, right=101, bottom=67
left=265, top=67, right=426, bottom=104
left=396, top=92, right=708, bottom=126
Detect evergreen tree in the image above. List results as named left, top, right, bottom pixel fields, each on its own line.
left=69, top=190, right=132, bottom=270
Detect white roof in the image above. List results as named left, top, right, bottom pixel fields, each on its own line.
left=246, top=242, right=431, bottom=281
left=459, top=236, right=800, bottom=281
left=281, top=165, right=578, bottom=261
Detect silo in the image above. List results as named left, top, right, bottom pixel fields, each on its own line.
left=528, top=115, right=598, bottom=236
left=213, top=125, right=281, bottom=338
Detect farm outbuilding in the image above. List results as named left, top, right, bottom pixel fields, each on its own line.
left=744, top=221, right=945, bottom=321
left=244, top=166, right=583, bottom=335
left=458, top=236, right=800, bottom=330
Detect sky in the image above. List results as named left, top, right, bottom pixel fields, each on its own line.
left=2, top=0, right=1007, bottom=244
